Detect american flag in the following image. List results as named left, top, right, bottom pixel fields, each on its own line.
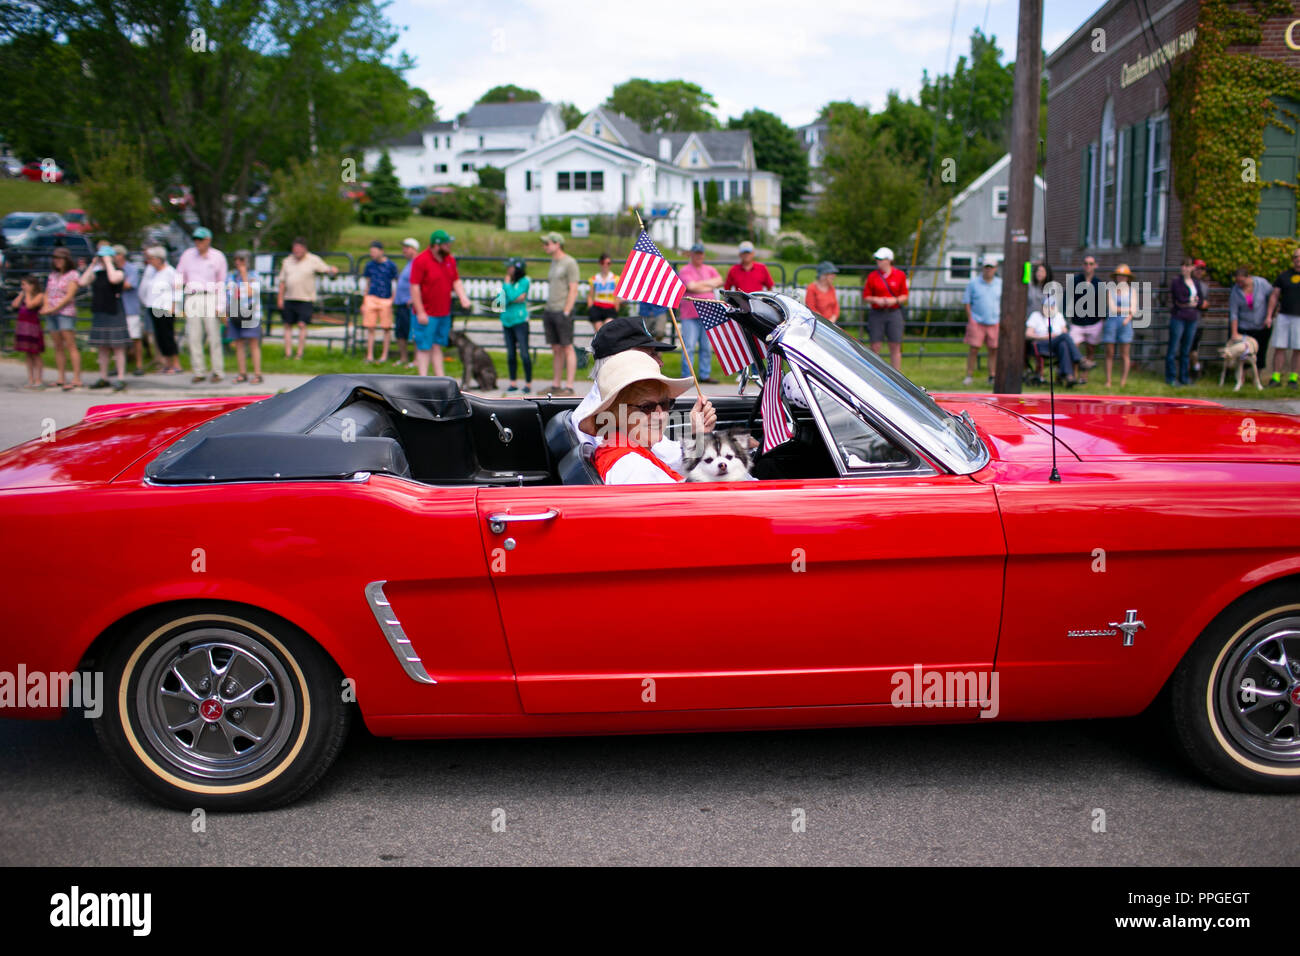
left=761, top=354, right=793, bottom=453
left=614, top=231, right=685, bottom=309
left=692, top=298, right=757, bottom=376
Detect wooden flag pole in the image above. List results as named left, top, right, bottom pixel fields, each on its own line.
left=634, top=209, right=700, bottom=394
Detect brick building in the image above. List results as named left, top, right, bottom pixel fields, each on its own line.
left=1045, top=0, right=1300, bottom=279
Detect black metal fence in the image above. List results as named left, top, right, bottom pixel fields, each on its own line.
left=0, top=250, right=1244, bottom=371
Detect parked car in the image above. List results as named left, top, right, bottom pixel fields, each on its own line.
left=2, top=211, right=68, bottom=245
left=407, top=186, right=429, bottom=208
left=0, top=155, right=23, bottom=178
left=19, top=160, right=64, bottom=183
left=61, top=209, right=95, bottom=235
left=3, top=232, right=95, bottom=272
left=2, top=291, right=1300, bottom=809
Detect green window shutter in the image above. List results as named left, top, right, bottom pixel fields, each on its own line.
left=1079, top=145, right=1092, bottom=247
left=1120, top=126, right=1135, bottom=246
left=1129, top=122, right=1148, bottom=245
left=1257, top=98, right=1299, bottom=239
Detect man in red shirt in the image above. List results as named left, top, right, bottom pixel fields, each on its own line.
left=863, top=246, right=909, bottom=370
left=409, top=229, right=471, bottom=377
left=724, top=241, right=774, bottom=294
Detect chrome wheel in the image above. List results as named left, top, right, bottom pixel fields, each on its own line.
left=1216, top=616, right=1300, bottom=764
left=135, top=627, right=297, bottom=779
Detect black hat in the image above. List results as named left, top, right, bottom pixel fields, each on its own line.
left=591, top=315, right=675, bottom=359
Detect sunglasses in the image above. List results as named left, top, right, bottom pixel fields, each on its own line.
left=628, top=398, right=673, bottom=415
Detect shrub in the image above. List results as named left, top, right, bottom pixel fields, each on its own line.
left=419, top=186, right=504, bottom=226
left=701, top=198, right=755, bottom=244
left=773, top=230, right=817, bottom=261
left=265, top=154, right=356, bottom=250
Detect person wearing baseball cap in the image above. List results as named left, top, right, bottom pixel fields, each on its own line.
left=391, top=238, right=420, bottom=366
left=176, top=224, right=228, bottom=382
left=581, top=350, right=717, bottom=485
left=724, top=240, right=774, bottom=296
left=865, top=247, right=910, bottom=370
left=678, top=241, right=723, bottom=383
left=960, top=255, right=999, bottom=385
left=541, top=231, right=579, bottom=394
left=360, top=240, right=399, bottom=364
left=805, top=261, right=840, bottom=323
left=409, top=229, right=471, bottom=376
left=78, top=239, right=129, bottom=390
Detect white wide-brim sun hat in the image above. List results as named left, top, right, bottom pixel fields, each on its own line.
left=578, top=350, right=693, bottom=436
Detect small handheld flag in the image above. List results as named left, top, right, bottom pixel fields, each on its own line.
left=615, top=231, right=685, bottom=309
left=692, top=298, right=757, bottom=376
left=761, top=354, right=794, bottom=453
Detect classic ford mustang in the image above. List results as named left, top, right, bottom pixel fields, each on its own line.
left=2, top=291, right=1299, bottom=809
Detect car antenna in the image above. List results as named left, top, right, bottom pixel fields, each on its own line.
left=1039, top=137, right=1061, bottom=483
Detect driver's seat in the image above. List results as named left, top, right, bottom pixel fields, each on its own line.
left=558, top=442, right=602, bottom=485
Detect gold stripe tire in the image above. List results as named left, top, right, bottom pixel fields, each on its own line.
left=1168, top=583, right=1300, bottom=793
left=93, top=604, right=351, bottom=810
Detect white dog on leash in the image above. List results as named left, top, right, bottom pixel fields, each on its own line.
left=1219, top=335, right=1262, bottom=391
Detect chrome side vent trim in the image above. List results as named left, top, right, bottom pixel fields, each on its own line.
left=364, top=580, right=436, bottom=684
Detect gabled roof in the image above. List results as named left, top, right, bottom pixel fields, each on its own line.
left=945, top=154, right=1046, bottom=213
left=501, top=130, right=689, bottom=174
left=376, top=129, right=425, bottom=148
left=580, top=108, right=751, bottom=167
left=463, top=101, right=554, bottom=129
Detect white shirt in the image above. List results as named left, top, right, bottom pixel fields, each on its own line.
left=140, top=264, right=179, bottom=315
left=1026, top=310, right=1067, bottom=339
left=603, top=449, right=681, bottom=485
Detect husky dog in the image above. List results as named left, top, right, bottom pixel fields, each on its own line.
left=683, top=428, right=758, bottom=482
left=448, top=329, right=498, bottom=391
left=1219, top=335, right=1262, bottom=392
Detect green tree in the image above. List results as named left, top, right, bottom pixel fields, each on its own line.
left=0, top=1, right=435, bottom=240
left=73, top=129, right=154, bottom=245
left=727, top=109, right=809, bottom=213
left=558, top=102, right=583, bottom=130
left=360, top=150, right=407, bottom=225
left=814, top=113, right=935, bottom=266
left=476, top=164, right=505, bottom=190
left=606, top=79, right=718, bottom=132
left=265, top=154, right=355, bottom=250
left=477, top=84, right=541, bottom=103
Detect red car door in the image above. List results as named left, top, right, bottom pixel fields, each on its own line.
left=477, top=476, right=1005, bottom=714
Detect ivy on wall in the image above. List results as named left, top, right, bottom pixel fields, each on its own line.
left=1169, top=0, right=1300, bottom=284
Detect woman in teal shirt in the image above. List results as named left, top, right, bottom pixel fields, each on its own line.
left=496, top=258, right=532, bottom=393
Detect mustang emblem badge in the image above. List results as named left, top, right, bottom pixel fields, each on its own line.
left=1108, top=610, right=1146, bottom=647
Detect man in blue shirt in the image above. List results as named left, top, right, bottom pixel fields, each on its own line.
left=361, top=240, right=399, bottom=363
left=962, top=255, right=1002, bottom=386
left=390, top=237, right=419, bottom=367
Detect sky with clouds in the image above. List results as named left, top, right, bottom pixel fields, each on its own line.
left=386, top=0, right=1088, bottom=129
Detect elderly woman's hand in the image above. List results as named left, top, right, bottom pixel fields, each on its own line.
left=690, top=395, right=716, bottom=435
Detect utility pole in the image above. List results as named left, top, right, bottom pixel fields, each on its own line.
left=994, top=0, right=1042, bottom=394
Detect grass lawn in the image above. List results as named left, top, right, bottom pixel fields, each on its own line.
left=28, top=328, right=1291, bottom=404
left=0, top=179, right=81, bottom=217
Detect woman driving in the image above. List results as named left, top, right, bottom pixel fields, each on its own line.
left=579, top=350, right=716, bottom=484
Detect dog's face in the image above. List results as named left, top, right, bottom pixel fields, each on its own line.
left=448, top=330, right=471, bottom=349
left=1219, top=336, right=1258, bottom=367
left=683, top=429, right=757, bottom=482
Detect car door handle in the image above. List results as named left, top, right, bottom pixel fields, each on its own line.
left=486, top=509, right=559, bottom=534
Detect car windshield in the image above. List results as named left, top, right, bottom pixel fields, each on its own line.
left=3, top=215, right=33, bottom=228
left=801, top=316, right=987, bottom=472
left=64, top=212, right=84, bottom=223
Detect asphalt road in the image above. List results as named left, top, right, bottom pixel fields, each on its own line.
left=2, top=358, right=1298, bottom=865
left=2, top=708, right=1296, bottom=866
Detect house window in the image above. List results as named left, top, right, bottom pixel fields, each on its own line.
left=478, top=135, right=484, bottom=148
left=557, top=172, right=570, bottom=191
left=1145, top=114, right=1168, bottom=244
left=445, top=136, right=451, bottom=149
left=593, top=121, right=603, bottom=136
left=992, top=186, right=1009, bottom=218
left=690, top=150, right=700, bottom=165
left=1079, top=142, right=1097, bottom=248
left=574, top=171, right=587, bottom=190
left=525, top=170, right=532, bottom=191
left=742, top=179, right=751, bottom=198
left=1256, top=97, right=1300, bottom=238
left=434, top=163, right=447, bottom=173
left=591, top=171, right=604, bottom=191
left=946, top=253, right=974, bottom=282
left=1098, top=99, right=1117, bottom=247
left=461, top=163, right=472, bottom=172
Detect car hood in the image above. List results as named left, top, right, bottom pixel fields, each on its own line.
left=0, top=396, right=265, bottom=488
left=959, top=393, right=1300, bottom=462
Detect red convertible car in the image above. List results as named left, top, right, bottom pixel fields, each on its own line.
left=2, top=292, right=1299, bottom=809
